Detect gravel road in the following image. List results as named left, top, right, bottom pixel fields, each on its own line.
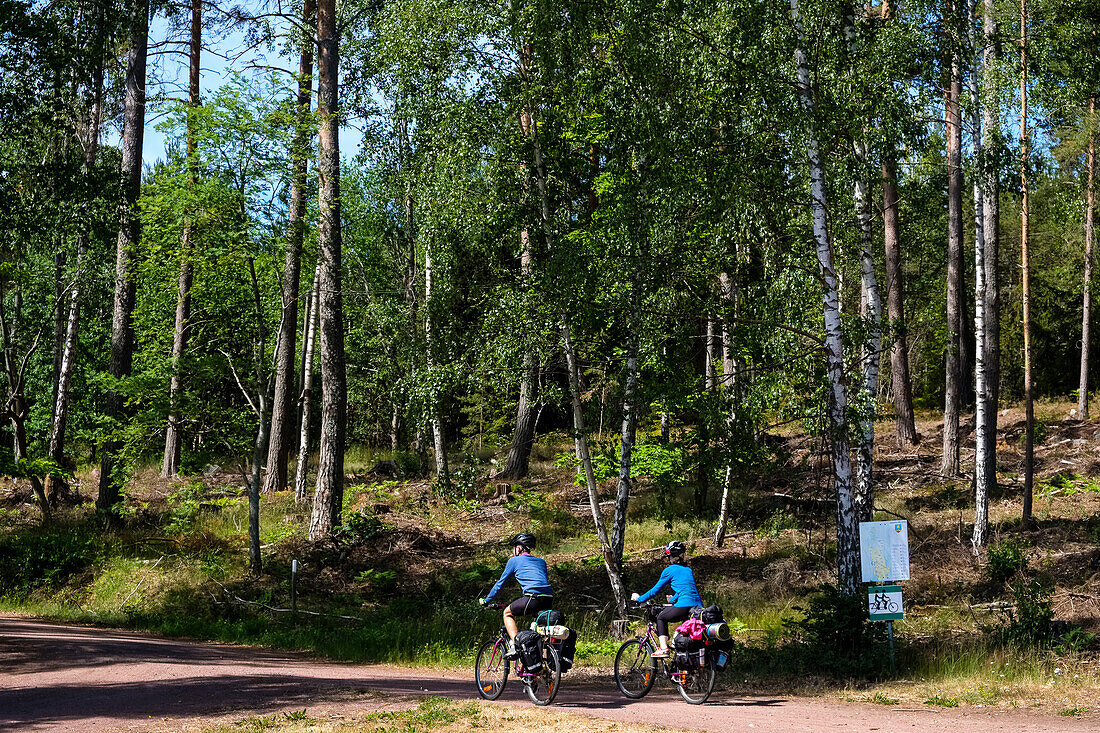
left=1, top=615, right=1093, bottom=732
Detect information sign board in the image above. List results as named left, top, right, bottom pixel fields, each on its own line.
left=859, top=520, right=910, bottom=583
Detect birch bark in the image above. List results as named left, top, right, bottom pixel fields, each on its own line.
left=792, top=0, right=858, bottom=594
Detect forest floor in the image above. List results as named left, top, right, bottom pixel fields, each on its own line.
left=4, top=400, right=1100, bottom=723
left=3, top=614, right=1095, bottom=733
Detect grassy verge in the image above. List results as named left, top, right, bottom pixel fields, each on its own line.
left=199, top=696, right=689, bottom=733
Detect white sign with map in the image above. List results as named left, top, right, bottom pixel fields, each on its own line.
left=859, top=520, right=910, bottom=583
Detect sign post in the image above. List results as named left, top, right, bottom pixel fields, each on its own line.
left=859, top=521, right=910, bottom=671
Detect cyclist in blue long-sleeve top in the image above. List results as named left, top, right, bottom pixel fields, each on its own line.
left=479, top=533, right=553, bottom=658
left=631, top=541, right=702, bottom=658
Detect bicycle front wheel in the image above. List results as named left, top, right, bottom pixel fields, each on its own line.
left=524, top=643, right=561, bottom=706
left=475, top=638, right=509, bottom=700
left=677, top=657, right=716, bottom=704
left=614, top=637, right=657, bottom=699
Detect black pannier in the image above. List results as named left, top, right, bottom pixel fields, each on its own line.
left=514, top=629, right=543, bottom=673
left=712, top=639, right=735, bottom=671
left=672, top=632, right=703, bottom=653
left=554, top=628, right=577, bottom=673
left=698, top=605, right=724, bottom=625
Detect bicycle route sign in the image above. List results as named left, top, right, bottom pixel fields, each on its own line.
left=858, top=520, right=910, bottom=583
left=867, top=584, right=903, bottom=621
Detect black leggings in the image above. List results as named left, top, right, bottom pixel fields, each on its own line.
left=653, top=605, right=693, bottom=637
left=506, top=595, right=553, bottom=618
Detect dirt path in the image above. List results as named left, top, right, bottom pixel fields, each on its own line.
left=0, top=615, right=1094, bottom=733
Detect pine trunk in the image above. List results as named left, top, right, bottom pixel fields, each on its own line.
left=99, top=0, right=147, bottom=512
left=162, top=0, right=201, bottom=478
left=792, top=0, right=858, bottom=594
left=308, top=0, right=346, bottom=540
left=264, top=0, right=315, bottom=494
left=882, top=157, right=918, bottom=447
left=942, top=18, right=963, bottom=477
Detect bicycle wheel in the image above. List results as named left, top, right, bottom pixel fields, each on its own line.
left=677, top=656, right=716, bottom=704
left=524, top=643, right=561, bottom=706
left=614, top=637, right=658, bottom=699
left=475, top=638, right=509, bottom=700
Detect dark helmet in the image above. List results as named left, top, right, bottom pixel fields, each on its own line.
left=663, top=540, right=686, bottom=558
left=509, top=532, right=536, bottom=551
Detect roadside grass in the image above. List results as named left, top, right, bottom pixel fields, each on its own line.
left=203, top=696, right=691, bottom=733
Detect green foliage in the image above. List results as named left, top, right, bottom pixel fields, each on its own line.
left=757, top=510, right=799, bottom=538
left=0, top=529, right=99, bottom=596
left=356, top=568, right=398, bottom=590
left=340, top=512, right=389, bottom=543
left=986, top=540, right=1028, bottom=585
left=785, top=585, right=888, bottom=675
left=924, top=694, right=959, bottom=708
left=1003, top=578, right=1055, bottom=646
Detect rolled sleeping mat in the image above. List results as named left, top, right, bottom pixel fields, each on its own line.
left=703, top=622, right=731, bottom=641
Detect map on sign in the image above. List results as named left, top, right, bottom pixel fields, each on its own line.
left=859, top=520, right=910, bottom=583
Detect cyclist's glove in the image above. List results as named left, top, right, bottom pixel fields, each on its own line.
left=478, top=597, right=489, bottom=606
left=630, top=592, right=640, bottom=602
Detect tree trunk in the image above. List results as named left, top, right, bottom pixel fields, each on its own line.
left=611, top=287, right=640, bottom=571
left=714, top=270, right=743, bottom=547
left=248, top=258, right=269, bottom=574
left=854, top=141, right=881, bottom=526
left=1020, top=0, right=1034, bottom=526
left=263, top=0, right=315, bottom=494
left=563, top=320, right=628, bottom=615
left=49, top=50, right=105, bottom=501
left=882, top=157, right=918, bottom=448
left=980, top=0, right=1001, bottom=523
left=294, top=265, right=321, bottom=505
left=971, top=0, right=992, bottom=549
left=942, top=13, right=964, bottom=477
left=1079, top=97, right=1096, bottom=419
left=792, top=0, right=858, bottom=595
left=424, top=238, right=449, bottom=482
left=499, top=105, right=540, bottom=481
left=308, top=0, right=346, bottom=540
left=162, top=0, right=201, bottom=478
left=99, top=0, right=148, bottom=512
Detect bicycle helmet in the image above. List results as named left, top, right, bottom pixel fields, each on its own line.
left=509, top=532, right=536, bottom=551
left=663, top=540, right=686, bottom=557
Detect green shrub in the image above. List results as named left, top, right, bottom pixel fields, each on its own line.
left=986, top=539, right=1027, bottom=585
left=0, top=529, right=99, bottom=595
left=341, top=511, right=388, bottom=542
left=1004, top=577, right=1054, bottom=646
left=785, top=584, right=887, bottom=675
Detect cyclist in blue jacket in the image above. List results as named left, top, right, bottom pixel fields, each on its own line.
left=631, top=540, right=702, bottom=658
left=480, top=533, right=553, bottom=658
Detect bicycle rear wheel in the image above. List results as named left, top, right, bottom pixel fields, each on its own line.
left=677, top=656, right=716, bottom=704
left=524, top=643, right=561, bottom=706
left=614, top=637, right=657, bottom=699
left=475, top=638, right=509, bottom=700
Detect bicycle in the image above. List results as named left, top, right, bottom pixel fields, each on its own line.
left=474, top=602, right=562, bottom=706
left=613, top=602, right=717, bottom=704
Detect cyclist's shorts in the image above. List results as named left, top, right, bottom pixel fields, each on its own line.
left=507, top=595, right=553, bottom=618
